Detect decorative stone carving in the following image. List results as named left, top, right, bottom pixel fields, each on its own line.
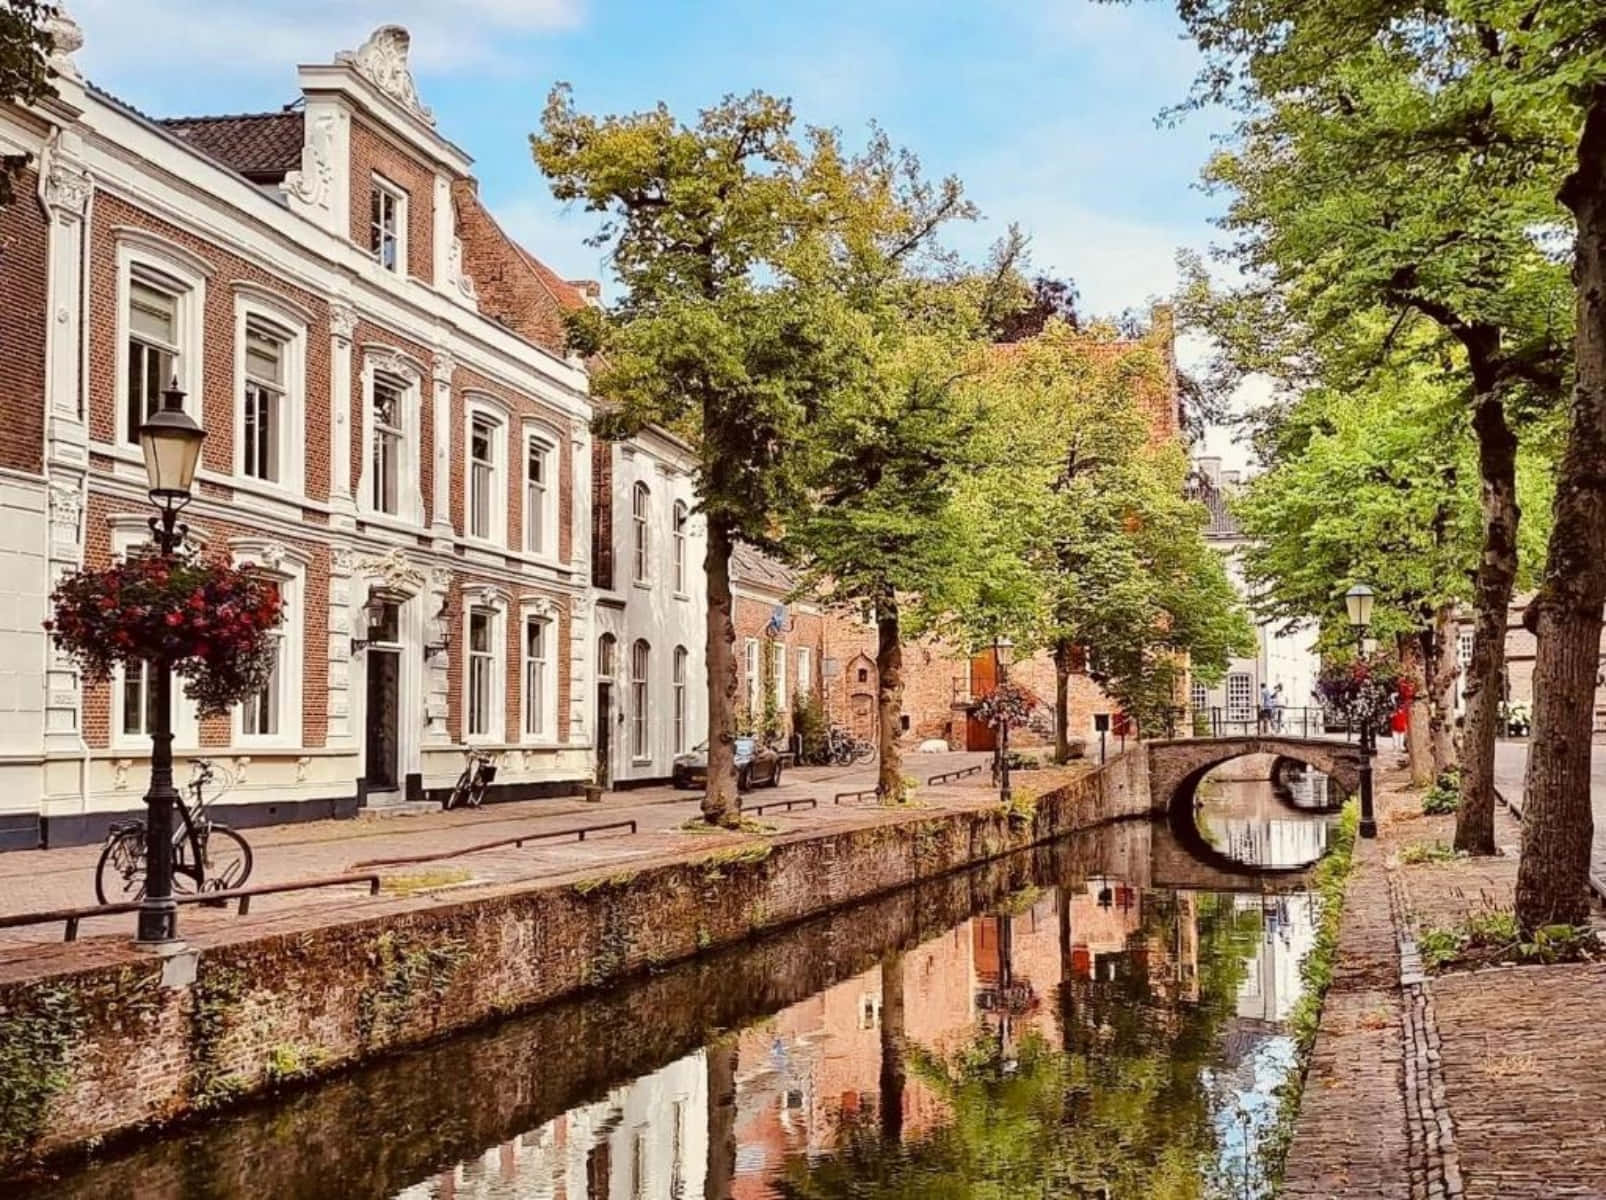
left=239, top=540, right=287, bottom=570
left=43, top=159, right=92, bottom=220
left=45, top=3, right=84, bottom=71
left=469, top=584, right=502, bottom=609
left=329, top=303, right=358, bottom=342
left=526, top=594, right=556, bottom=617
left=113, top=758, right=131, bottom=790
left=233, top=756, right=251, bottom=785
left=368, top=348, right=420, bottom=383
left=431, top=350, right=456, bottom=382
left=331, top=546, right=359, bottom=574
left=47, top=482, right=82, bottom=529
left=296, top=756, right=311, bottom=783
left=284, top=112, right=336, bottom=209
left=447, top=235, right=478, bottom=301
left=336, top=25, right=434, bottom=126
left=358, top=547, right=426, bottom=593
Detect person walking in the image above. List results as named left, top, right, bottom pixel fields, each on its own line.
left=1271, top=683, right=1286, bottom=733
left=1259, top=682, right=1272, bottom=732
left=1390, top=692, right=1409, bottom=751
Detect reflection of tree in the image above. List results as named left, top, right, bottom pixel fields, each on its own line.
left=881, top=950, right=906, bottom=1146
left=705, top=1034, right=738, bottom=1200
left=776, top=892, right=1262, bottom=1199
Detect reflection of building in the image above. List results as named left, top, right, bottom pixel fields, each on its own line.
left=1189, top=458, right=1320, bottom=723
left=1234, top=893, right=1319, bottom=1025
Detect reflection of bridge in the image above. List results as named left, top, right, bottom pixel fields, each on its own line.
left=1147, top=736, right=1363, bottom=820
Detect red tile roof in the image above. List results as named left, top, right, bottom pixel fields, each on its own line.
left=157, top=111, right=305, bottom=180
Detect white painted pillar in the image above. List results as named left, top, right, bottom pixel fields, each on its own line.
left=326, top=549, right=355, bottom=745
left=431, top=351, right=455, bottom=544
left=329, top=302, right=357, bottom=528
left=568, top=426, right=592, bottom=745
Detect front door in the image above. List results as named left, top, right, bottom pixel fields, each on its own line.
left=596, top=681, right=612, bottom=788
left=366, top=648, right=400, bottom=793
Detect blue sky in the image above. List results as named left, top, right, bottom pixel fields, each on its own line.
left=71, top=0, right=1234, bottom=320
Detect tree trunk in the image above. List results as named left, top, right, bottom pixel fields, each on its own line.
left=1053, top=639, right=1073, bottom=762
left=876, top=596, right=905, bottom=803
left=704, top=1034, right=739, bottom=1200
left=1454, top=396, right=1519, bottom=856
left=702, top=522, right=741, bottom=827
left=878, top=950, right=906, bottom=1146
left=1426, top=607, right=1459, bottom=776
left=1516, top=88, right=1606, bottom=931
left=1401, top=632, right=1433, bottom=787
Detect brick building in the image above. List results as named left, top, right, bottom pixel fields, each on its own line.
left=0, top=18, right=706, bottom=847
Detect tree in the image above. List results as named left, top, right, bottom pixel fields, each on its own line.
left=534, top=90, right=961, bottom=825
left=990, top=274, right=1081, bottom=343
left=963, top=322, right=1253, bottom=751
left=1146, top=0, right=1575, bottom=856
left=0, top=1, right=53, bottom=206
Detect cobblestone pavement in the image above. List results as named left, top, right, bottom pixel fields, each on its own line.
left=1287, top=764, right=1606, bottom=1198
left=1493, top=738, right=1606, bottom=899
left=0, top=751, right=1006, bottom=959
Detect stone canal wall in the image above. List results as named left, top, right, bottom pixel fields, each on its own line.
left=0, top=751, right=1150, bottom=1173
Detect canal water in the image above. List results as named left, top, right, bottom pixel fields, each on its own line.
left=23, top=759, right=1339, bottom=1200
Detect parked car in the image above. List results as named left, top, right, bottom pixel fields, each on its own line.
left=672, top=737, right=785, bottom=791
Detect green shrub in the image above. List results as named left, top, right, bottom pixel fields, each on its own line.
left=1004, top=749, right=1042, bottom=771
left=1421, top=768, right=1461, bottom=814
left=1399, top=841, right=1460, bottom=866
left=792, top=688, right=829, bottom=764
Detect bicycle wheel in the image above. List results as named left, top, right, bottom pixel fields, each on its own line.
left=95, top=826, right=148, bottom=905
left=175, top=824, right=253, bottom=894
left=466, top=773, right=489, bottom=809
left=445, top=767, right=472, bottom=811
left=854, top=741, right=878, bottom=765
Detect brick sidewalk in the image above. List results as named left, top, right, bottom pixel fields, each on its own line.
left=0, top=751, right=1003, bottom=956
left=1285, top=767, right=1606, bottom=1199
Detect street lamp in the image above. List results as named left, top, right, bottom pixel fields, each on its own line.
left=136, top=382, right=204, bottom=944
left=993, top=636, right=1014, bottom=804
left=1344, top=583, right=1378, bottom=839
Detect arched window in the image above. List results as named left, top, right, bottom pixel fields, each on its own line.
left=597, top=633, right=617, bottom=679
left=673, top=645, right=688, bottom=754
left=632, top=482, right=650, bottom=583
left=672, top=500, right=688, bottom=594
left=631, top=639, right=651, bottom=759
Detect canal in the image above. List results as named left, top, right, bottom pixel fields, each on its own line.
left=23, top=760, right=1340, bottom=1200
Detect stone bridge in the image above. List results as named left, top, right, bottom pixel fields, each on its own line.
left=1146, top=735, right=1363, bottom=818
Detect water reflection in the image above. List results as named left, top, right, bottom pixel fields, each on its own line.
left=1193, top=755, right=1342, bottom=870
left=27, top=820, right=1323, bottom=1200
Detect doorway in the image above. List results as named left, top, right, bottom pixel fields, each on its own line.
left=363, top=597, right=403, bottom=799
left=596, top=682, right=612, bottom=789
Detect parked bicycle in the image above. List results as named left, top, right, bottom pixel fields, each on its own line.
left=826, top=726, right=877, bottom=767
left=94, top=758, right=254, bottom=905
left=443, top=748, right=498, bottom=811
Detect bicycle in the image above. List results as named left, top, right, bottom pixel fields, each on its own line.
left=94, top=759, right=254, bottom=905
left=826, top=726, right=878, bottom=767
left=443, top=748, right=498, bottom=811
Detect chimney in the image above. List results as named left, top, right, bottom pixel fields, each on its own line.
left=569, top=279, right=604, bottom=307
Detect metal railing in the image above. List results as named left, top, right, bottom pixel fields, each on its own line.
left=0, top=873, right=384, bottom=942
left=1160, top=705, right=1341, bottom=741
left=350, top=818, right=638, bottom=870
left=928, top=763, right=983, bottom=785
left=834, top=788, right=878, bottom=805
left=747, top=797, right=818, bottom=817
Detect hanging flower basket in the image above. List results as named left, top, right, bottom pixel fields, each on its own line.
left=1314, top=656, right=1401, bottom=732
left=972, top=681, right=1039, bottom=731
left=45, top=548, right=284, bottom=716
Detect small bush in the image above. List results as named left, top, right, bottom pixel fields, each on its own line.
left=1004, top=749, right=1042, bottom=771
left=1416, top=907, right=1601, bottom=971
left=1400, top=841, right=1461, bottom=866
left=792, top=688, right=829, bottom=764
left=1421, top=769, right=1461, bottom=815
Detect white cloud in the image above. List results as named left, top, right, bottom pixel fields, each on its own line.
left=72, top=0, right=583, bottom=80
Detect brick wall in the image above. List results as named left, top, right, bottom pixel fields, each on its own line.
left=732, top=594, right=824, bottom=730
left=452, top=178, right=577, bottom=355
left=86, top=192, right=334, bottom=500
left=349, top=119, right=435, bottom=286
left=0, top=168, right=47, bottom=475
left=444, top=576, right=571, bottom=745
left=349, top=318, right=432, bottom=519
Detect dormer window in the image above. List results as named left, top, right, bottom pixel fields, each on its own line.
left=370, top=177, right=406, bottom=274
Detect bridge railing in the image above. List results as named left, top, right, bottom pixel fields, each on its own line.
left=1158, top=706, right=1344, bottom=741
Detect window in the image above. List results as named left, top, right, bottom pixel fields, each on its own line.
left=525, top=434, right=553, bottom=555
left=372, top=375, right=403, bottom=515
left=673, top=646, right=688, bottom=754
left=631, top=639, right=650, bottom=759
left=126, top=279, right=179, bottom=445
left=523, top=616, right=550, bottom=738
left=467, top=609, right=496, bottom=738
left=672, top=501, right=688, bottom=594
left=631, top=1130, right=648, bottom=1200
left=370, top=178, right=405, bottom=273
left=797, top=648, right=811, bottom=696
left=745, top=638, right=760, bottom=711
left=632, top=482, right=650, bottom=583
left=241, top=580, right=283, bottom=736
left=671, top=1099, right=687, bottom=1198
left=1458, top=630, right=1475, bottom=666
left=122, top=658, right=157, bottom=738
left=469, top=414, right=498, bottom=540
left=241, top=321, right=286, bottom=483
left=771, top=640, right=786, bottom=707
left=1226, top=672, right=1253, bottom=722
left=1190, top=680, right=1208, bottom=711
left=597, top=633, right=616, bottom=679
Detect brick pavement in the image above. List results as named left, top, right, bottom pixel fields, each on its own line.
left=1286, top=764, right=1606, bottom=1199
left=1493, top=738, right=1606, bottom=900
left=0, top=751, right=1001, bottom=956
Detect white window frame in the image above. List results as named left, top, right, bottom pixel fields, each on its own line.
left=771, top=640, right=786, bottom=708
left=521, top=609, right=555, bottom=742
left=109, top=526, right=200, bottom=752
left=464, top=396, right=508, bottom=546
left=1226, top=672, right=1254, bottom=723
left=232, top=287, right=309, bottom=498
left=673, top=645, right=688, bottom=754
left=462, top=593, right=507, bottom=744
left=632, top=482, right=651, bottom=586
left=672, top=500, right=689, bottom=596
left=745, top=638, right=760, bottom=712
left=370, top=174, right=408, bottom=275
left=523, top=422, right=559, bottom=560
left=113, top=232, right=210, bottom=448
left=1190, top=680, right=1208, bottom=711
left=797, top=647, right=811, bottom=697
left=230, top=540, right=307, bottom=749
left=358, top=350, right=425, bottom=526
left=631, top=639, right=651, bottom=762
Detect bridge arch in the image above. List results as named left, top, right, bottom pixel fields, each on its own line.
left=1147, top=736, right=1362, bottom=823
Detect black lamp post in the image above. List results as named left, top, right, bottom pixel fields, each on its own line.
left=1345, top=583, right=1378, bottom=839
left=993, top=636, right=1013, bottom=804
left=136, top=382, right=205, bottom=944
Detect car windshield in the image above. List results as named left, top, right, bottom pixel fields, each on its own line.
left=734, top=737, right=756, bottom=755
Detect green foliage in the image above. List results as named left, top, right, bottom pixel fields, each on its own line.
left=0, top=984, right=83, bottom=1158
left=1417, top=908, right=1602, bottom=971
left=1422, top=770, right=1462, bottom=815
left=0, top=2, right=52, bottom=207
left=759, top=644, right=783, bottom=743
left=792, top=688, right=829, bottom=763
left=355, top=931, right=468, bottom=1048
left=1400, top=841, right=1461, bottom=866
